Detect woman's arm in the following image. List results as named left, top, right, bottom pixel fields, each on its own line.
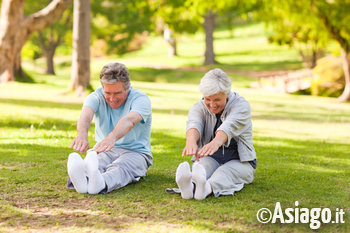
left=197, top=130, right=228, bottom=158
left=182, top=128, right=201, bottom=161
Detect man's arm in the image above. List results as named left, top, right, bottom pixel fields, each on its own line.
left=93, top=111, right=143, bottom=153
left=70, top=106, right=94, bottom=153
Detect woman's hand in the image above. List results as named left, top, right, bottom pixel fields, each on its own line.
left=197, top=130, right=227, bottom=158
left=197, top=140, right=221, bottom=158
left=182, top=141, right=199, bottom=161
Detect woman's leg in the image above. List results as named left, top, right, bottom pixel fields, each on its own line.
left=176, top=161, right=194, bottom=199
left=208, top=160, right=254, bottom=197
left=191, top=157, right=220, bottom=200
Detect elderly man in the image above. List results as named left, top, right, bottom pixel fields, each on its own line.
left=67, top=62, right=152, bottom=194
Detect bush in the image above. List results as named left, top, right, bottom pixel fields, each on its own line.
left=312, top=55, right=344, bottom=97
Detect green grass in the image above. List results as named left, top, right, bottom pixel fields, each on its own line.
left=110, top=22, right=303, bottom=71
left=1, top=22, right=349, bottom=232
left=1, top=66, right=349, bottom=232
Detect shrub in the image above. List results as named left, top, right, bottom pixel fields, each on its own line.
left=312, top=55, right=344, bottom=97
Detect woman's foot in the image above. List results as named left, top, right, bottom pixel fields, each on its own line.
left=192, top=162, right=211, bottom=200
left=176, top=162, right=194, bottom=199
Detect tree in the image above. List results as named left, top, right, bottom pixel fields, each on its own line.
left=31, top=7, right=72, bottom=75
left=184, top=0, right=219, bottom=65
left=37, top=18, right=71, bottom=75
left=0, top=0, right=72, bottom=83
left=311, top=0, right=350, bottom=101
left=70, top=0, right=90, bottom=95
left=163, top=25, right=178, bottom=57
left=202, top=10, right=216, bottom=65
left=154, top=0, right=200, bottom=57
left=91, top=0, right=154, bottom=55
left=23, top=1, right=72, bottom=75
left=185, top=0, right=260, bottom=65
left=265, top=8, right=328, bottom=68
left=260, top=0, right=350, bottom=101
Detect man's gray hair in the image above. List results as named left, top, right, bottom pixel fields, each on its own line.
left=199, top=68, right=231, bottom=96
left=100, top=63, right=130, bottom=90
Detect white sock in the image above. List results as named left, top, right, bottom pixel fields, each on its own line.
left=84, top=151, right=106, bottom=194
left=67, top=152, right=88, bottom=193
left=192, top=163, right=212, bottom=200
left=175, top=162, right=194, bottom=199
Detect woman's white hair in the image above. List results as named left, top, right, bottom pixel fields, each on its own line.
left=199, top=68, right=231, bottom=96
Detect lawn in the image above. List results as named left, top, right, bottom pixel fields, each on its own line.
left=0, top=23, right=349, bottom=232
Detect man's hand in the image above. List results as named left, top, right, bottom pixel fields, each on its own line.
left=70, top=135, right=89, bottom=153
left=93, top=133, right=115, bottom=153
left=70, top=106, right=94, bottom=153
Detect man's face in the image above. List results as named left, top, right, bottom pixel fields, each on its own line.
left=103, top=82, right=129, bottom=109
left=203, top=92, right=228, bottom=114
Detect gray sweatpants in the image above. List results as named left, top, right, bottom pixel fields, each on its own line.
left=97, top=148, right=152, bottom=193
left=66, top=148, right=152, bottom=193
left=198, top=156, right=254, bottom=197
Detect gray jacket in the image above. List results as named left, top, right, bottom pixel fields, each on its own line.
left=186, top=92, right=256, bottom=162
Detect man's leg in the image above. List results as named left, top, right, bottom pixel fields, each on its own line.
left=67, top=152, right=88, bottom=193
left=102, top=148, right=149, bottom=193
left=85, top=151, right=106, bottom=194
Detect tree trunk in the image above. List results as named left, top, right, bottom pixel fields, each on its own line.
left=168, top=39, right=177, bottom=57
left=14, top=53, right=25, bottom=78
left=45, top=46, right=57, bottom=75
left=0, top=0, right=24, bottom=83
left=338, top=48, right=350, bottom=101
left=313, top=8, right=350, bottom=101
left=310, top=50, right=317, bottom=68
left=203, top=10, right=216, bottom=65
left=163, top=26, right=177, bottom=57
left=70, top=0, right=90, bottom=96
left=0, top=0, right=72, bottom=83
left=38, top=30, right=60, bottom=75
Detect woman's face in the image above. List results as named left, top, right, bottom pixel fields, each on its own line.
left=203, top=92, right=228, bottom=114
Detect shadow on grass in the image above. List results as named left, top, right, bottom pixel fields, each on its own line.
left=253, top=111, right=349, bottom=124
left=216, top=60, right=303, bottom=72
left=15, top=69, right=35, bottom=83
left=129, top=67, right=205, bottom=83
left=0, top=116, right=77, bottom=131
left=252, top=103, right=350, bottom=123
left=0, top=97, right=82, bottom=110
left=216, top=48, right=294, bottom=57
left=152, top=107, right=188, bottom=116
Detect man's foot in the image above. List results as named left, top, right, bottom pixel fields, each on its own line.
left=67, top=152, right=88, bottom=193
left=192, top=163, right=211, bottom=200
left=176, top=162, right=194, bottom=199
left=84, top=151, right=106, bottom=194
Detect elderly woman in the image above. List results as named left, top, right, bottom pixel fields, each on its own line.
left=176, top=68, right=257, bottom=200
